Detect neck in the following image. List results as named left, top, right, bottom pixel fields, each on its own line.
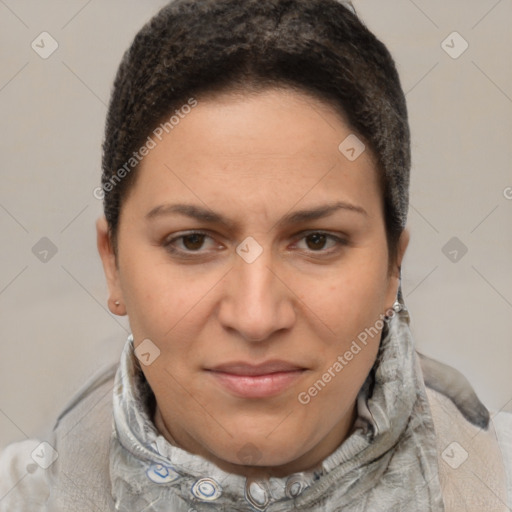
left=153, top=401, right=357, bottom=479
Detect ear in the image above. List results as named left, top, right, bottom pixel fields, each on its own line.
left=96, top=216, right=127, bottom=316
left=385, top=228, right=410, bottom=309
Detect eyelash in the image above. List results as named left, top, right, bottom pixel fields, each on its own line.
left=163, top=230, right=348, bottom=258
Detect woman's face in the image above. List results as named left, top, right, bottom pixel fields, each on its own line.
left=98, top=87, right=408, bottom=477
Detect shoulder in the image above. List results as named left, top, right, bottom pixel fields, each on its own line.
left=491, top=410, right=512, bottom=507
left=425, top=385, right=511, bottom=511
left=0, top=439, right=51, bottom=511
left=0, top=362, right=118, bottom=511
left=419, top=351, right=511, bottom=509
left=493, top=409, right=512, bottom=453
left=46, top=361, right=118, bottom=510
left=53, top=360, right=118, bottom=430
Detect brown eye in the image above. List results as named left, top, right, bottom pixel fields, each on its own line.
left=181, top=233, right=206, bottom=251
left=163, top=231, right=218, bottom=256
left=305, top=233, right=328, bottom=251
left=294, top=231, right=347, bottom=255
left=162, top=231, right=225, bottom=259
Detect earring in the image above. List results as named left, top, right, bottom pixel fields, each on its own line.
left=392, top=299, right=403, bottom=313
left=114, top=300, right=120, bottom=306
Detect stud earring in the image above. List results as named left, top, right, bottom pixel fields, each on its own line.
left=392, top=299, right=403, bottom=313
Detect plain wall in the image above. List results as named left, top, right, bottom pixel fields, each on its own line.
left=1, top=0, right=511, bottom=451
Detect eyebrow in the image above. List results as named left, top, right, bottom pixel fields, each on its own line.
left=145, top=200, right=367, bottom=231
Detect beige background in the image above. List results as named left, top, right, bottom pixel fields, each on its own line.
left=1, top=0, right=511, bottom=451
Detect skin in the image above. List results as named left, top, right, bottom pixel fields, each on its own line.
left=97, top=87, right=409, bottom=480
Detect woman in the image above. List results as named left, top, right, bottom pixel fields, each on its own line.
left=1, top=0, right=510, bottom=510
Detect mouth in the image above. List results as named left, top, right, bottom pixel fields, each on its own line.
left=205, top=360, right=308, bottom=398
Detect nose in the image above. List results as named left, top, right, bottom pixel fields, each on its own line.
left=217, top=246, right=296, bottom=343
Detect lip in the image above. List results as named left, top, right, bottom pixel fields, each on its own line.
left=205, top=360, right=307, bottom=398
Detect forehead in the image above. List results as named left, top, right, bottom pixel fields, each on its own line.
left=126, top=88, right=382, bottom=221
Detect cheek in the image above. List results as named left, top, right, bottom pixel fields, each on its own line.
left=118, top=249, right=208, bottom=341
left=304, top=259, right=389, bottom=338
left=296, top=270, right=387, bottom=420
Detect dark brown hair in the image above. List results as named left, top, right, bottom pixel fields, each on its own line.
left=101, top=0, right=410, bottom=267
